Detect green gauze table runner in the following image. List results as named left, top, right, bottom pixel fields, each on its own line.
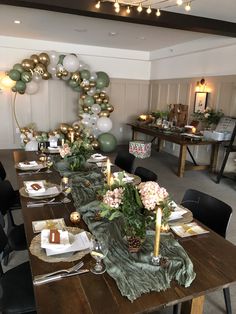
left=76, top=200, right=196, bottom=302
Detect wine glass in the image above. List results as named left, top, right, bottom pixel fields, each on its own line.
left=90, top=238, right=108, bottom=275
left=45, top=156, right=53, bottom=173
left=60, top=177, right=72, bottom=203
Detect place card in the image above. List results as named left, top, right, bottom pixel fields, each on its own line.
left=171, top=222, right=209, bottom=238
left=32, top=218, right=66, bottom=233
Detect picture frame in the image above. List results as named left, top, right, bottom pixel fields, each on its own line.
left=194, top=92, right=208, bottom=113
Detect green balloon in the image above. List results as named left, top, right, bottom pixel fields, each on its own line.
left=96, top=77, right=107, bottom=89
left=80, top=70, right=91, bottom=80
left=100, top=103, right=107, bottom=110
left=58, top=54, right=65, bottom=65
left=68, top=79, right=79, bottom=88
left=9, top=69, right=21, bottom=81
left=11, top=86, right=17, bottom=92
left=74, top=85, right=82, bottom=92
left=96, top=71, right=110, bottom=86
left=21, top=71, right=32, bottom=83
left=13, top=63, right=24, bottom=74
left=15, top=80, right=26, bottom=93
left=98, top=133, right=117, bottom=153
left=84, top=95, right=94, bottom=106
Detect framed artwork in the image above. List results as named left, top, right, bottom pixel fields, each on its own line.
left=194, top=92, right=208, bottom=113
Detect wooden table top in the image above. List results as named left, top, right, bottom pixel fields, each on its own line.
left=128, top=123, right=223, bottom=146
left=14, top=150, right=236, bottom=314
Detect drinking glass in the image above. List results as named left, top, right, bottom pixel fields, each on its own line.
left=90, top=238, right=108, bottom=275
left=60, top=177, right=72, bottom=203
left=45, top=156, right=53, bottom=173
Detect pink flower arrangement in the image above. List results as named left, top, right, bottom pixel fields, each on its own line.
left=103, top=187, right=124, bottom=209
left=59, top=143, right=72, bottom=158
left=138, top=181, right=169, bottom=211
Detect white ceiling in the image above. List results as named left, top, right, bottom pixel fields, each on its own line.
left=0, top=1, right=235, bottom=52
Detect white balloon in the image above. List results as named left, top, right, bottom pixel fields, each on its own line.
left=91, top=104, right=101, bottom=114
left=82, top=118, right=92, bottom=128
left=78, top=62, right=86, bottom=71
left=32, top=72, right=42, bottom=83
left=48, top=50, right=59, bottom=65
left=81, top=113, right=90, bottom=120
left=47, top=64, right=57, bottom=75
left=92, top=126, right=101, bottom=138
left=25, top=139, right=38, bottom=151
left=25, top=81, right=40, bottom=95
left=90, top=114, right=98, bottom=124
left=90, top=72, right=97, bottom=82
left=62, top=73, right=71, bottom=81
left=63, top=54, right=80, bottom=72
left=97, top=117, right=112, bottom=132
left=87, top=87, right=96, bottom=96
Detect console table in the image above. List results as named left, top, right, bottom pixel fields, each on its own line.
left=128, top=123, right=222, bottom=177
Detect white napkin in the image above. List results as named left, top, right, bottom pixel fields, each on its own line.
left=41, top=229, right=71, bottom=251
left=113, top=172, right=134, bottom=182
left=19, top=161, right=38, bottom=168
left=48, top=147, right=59, bottom=151
left=45, top=231, right=91, bottom=256
left=24, top=180, right=46, bottom=196
left=91, top=153, right=107, bottom=160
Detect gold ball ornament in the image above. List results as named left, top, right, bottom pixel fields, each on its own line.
left=30, top=54, right=40, bottom=65
left=56, top=71, right=63, bottom=78
left=75, top=131, right=81, bottom=138
left=71, top=71, right=80, bottom=82
left=81, top=95, right=86, bottom=100
left=68, top=127, right=74, bottom=132
left=39, top=53, right=50, bottom=66
left=20, top=128, right=26, bottom=134
left=91, top=140, right=100, bottom=149
left=42, top=71, right=52, bottom=80
left=99, top=110, right=110, bottom=117
left=73, top=124, right=80, bottom=131
left=107, top=104, right=114, bottom=113
left=21, top=59, right=35, bottom=71
left=70, top=212, right=81, bottom=224
left=88, top=134, right=94, bottom=141
left=89, top=82, right=96, bottom=87
left=103, top=99, right=109, bottom=104
left=96, top=98, right=102, bottom=105
left=93, top=93, right=100, bottom=99
left=100, top=92, right=106, bottom=99
left=84, top=86, right=90, bottom=92
left=60, top=123, right=70, bottom=134
left=83, top=107, right=89, bottom=113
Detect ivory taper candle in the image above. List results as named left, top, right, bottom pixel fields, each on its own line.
left=70, top=131, right=75, bottom=143
left=106, top=158, right=111, bottom=186
left=154, top=207, right=162, bottom=257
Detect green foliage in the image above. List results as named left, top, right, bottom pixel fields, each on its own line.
left=192, top=107, right=224, bottom=126
left=151, top=110, right=169, bottom=119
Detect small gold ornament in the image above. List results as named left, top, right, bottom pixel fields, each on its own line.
left=30, top=54, right=40, bottom=65
left=56, top=71, right=63, bottom=78
left=107, top=104, right=114, bottom=113
left=96, top=97, right=102, bottom=104
left=71, top=71, right=80, bottom=82
left=93, top=93, right=99, bottom=99
left=42, top=72, right=51, bottom=80
left=99, top=110, right=110, bottom=117
left=84, top=86, right=90, bottom=91
left=39, top=52, right=50, bottom=66
left=91, top=139, right=99, bottom=149
left=100, top=92, right=106, bottom=99
left=102, top=98, right=109, bottom=104
left=70, top=212, right=81, bottom=224
left=81, top=95, right=86, bottom=100
left=21, top=59, right=35, bottom=71
left=89, top=82, right=96, bottom=87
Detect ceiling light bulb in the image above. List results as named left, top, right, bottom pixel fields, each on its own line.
left=137, top=3, right=142, bottom=12
left=114, top=0, right=119, bottom=8
left=146, top=6, right=152, bottom=14
left=156, top=9, right=161, bottom=17
left=115, top=6, right=120, bottom=13
left=95, top=1, right=100, bottom=9
left=176, top=0, right=183, bottom=5
left=126, top=6, right=131, bottom=14
left=14, top=20, right=21, bottom=24
left=185, top=3, right=191, bottom=11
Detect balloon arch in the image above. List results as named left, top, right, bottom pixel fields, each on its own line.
left=4, top=51, right=117, bottom=151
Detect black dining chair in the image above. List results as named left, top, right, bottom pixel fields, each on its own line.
left=180, top=189, right=233, bottom=314
left=134, top=166, right=158, bottom=182
left=114, top=151, right=135, bottom=173
left=0, top=161, right=7, bottom=181
left=0, top=224, right=36, bottom=313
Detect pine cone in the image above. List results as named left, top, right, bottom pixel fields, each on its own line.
left=127, top=236, right=142, bottom=253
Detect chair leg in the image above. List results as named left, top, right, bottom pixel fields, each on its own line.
left=2, top=244, right=11, bottom=266
left=173, top=304, right=180, bottom=314
left=223, top=288, right=232, bottom=314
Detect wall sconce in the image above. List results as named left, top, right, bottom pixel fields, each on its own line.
left=195, top=78, right=207, bottom=92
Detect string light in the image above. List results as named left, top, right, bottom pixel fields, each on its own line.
left=115, top=5, right=120, bottom=12
left=95, top=1, right=100, bottom=9
left=146, top=6, right=152, bottom=14
left=137, top=3, right=143, bottom=12
left=126, top=6, right=131, bottom=14
left=176, top=0, right=183, bottom=5
left=185, top=2, right=191, bottom=11
left=156, top=9, right=161, bottom=17
left=114, top=0, right=119, bottom=8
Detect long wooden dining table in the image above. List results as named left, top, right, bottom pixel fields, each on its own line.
left=13, top=149, right=236, bottom=314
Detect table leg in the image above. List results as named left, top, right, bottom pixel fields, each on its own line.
left=181, top=295, right=205, bottom=314
left=178, top=145, right=187, bottom=177
left=132, top=129, right=137, bottom=140
left=210, top=143, right=219, bottom=173
left=157, top=139, right=163, bottom=152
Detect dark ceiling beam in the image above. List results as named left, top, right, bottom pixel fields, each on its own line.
left=1, top=0, right=236, bottom=38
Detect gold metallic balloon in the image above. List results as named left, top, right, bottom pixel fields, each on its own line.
left=83, top=107, right=89, bottom=113
left=81, top=95, right=86, bottom=100
left=23, top=138, right=29, bottom=144
left=73, top=124, right=80, bottom=131
left=70, top=212, right=81, bottom=224
left=75, top=131, right=81, bottom=138
left=39, top=53, right=50, bottom=66
left=68, top=127, right=73, bottom=132
left=60, top=123, right=70, bottom=134
left=88, top=134, right=94, bottom=141
left=84, top=86, right=90, bottom=91
left=56, top=71, right=63, bottom=78
left=89, top=82, right=96, bottom=87
left=99, top=110, right=110, bottom=117
left=42, top=71, right=52, bottom=80
left=103, top=95, right=109, bottom=102
left=100, top=92, right=106, bottom=98
left=34, top=63, right=46, bottom=75
left=91, top=140, right=99, bottom=149
left=30, top=54, right=40, bottom=65
left=62, top=70, right=69, bottom=76
left=93, top=93, right=99, bottom=99
left=103, top=99, right=109, bottom=104
left=107, top=104, right=114, bottom=113
left=80, top=81, right=86, bottom=87
left=96, top=97, right=102, bottom=105
left=71, top=71, right=80, bottom=82
left=21, top=59, right=35, bottom=71
left=20, top=128, right=26, bottom=134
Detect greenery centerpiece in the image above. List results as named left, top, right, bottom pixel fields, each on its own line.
left=100, top=174, right=172, bottom=253
left=192, top=107, right=224, bottom=129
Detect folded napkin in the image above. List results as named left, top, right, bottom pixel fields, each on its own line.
left=91, top=153, right=107, bottom=160
left=24, top=180, right=46, bottom=196
left=41, top=229, right=71, bottom=251
left=48, top=147, right=59, bottom=151
left=45, top=231, right=91, bottom=256
left=19, top=161, right=39, bottom=168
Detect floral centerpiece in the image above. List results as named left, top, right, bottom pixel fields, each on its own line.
left=192, top=107, right=224, bottom=129
left=59, top=137, right=93, bottom=171
left=100, top=175, right=172, bottom=253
